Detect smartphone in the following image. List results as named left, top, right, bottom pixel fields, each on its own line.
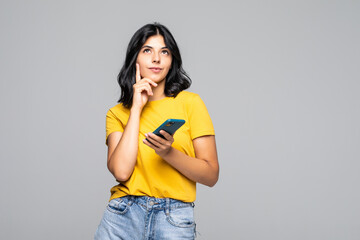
left=152, top=119, right=185, bottom=139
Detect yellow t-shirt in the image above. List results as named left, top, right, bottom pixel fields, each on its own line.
left=105, top=91, right=215, bottom=202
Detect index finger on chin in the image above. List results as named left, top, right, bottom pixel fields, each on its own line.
left=136, top=63, right=141, bottom=82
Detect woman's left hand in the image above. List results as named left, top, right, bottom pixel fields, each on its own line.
left=143, top=130, right=174, bottom=158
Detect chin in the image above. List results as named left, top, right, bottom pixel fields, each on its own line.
left=146, top=74, right=166, bottom=82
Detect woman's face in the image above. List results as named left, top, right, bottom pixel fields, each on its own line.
left=136, top=35, right=172, bottom=83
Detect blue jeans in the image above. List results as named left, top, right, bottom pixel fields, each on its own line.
left=94, top=195, right=196, bottom=240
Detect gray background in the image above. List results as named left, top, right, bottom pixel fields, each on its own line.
left=1, top=0, right=359, bottom=239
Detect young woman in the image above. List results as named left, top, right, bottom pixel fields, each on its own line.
left=95, top=23, right=219, bottom=240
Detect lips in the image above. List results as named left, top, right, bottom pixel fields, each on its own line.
left=149, top=67, right=162, bottom=73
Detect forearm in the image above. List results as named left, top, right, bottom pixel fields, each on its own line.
left=108, top=108, right=141, bottom=181
left=162, top=147, right=219, bottom=187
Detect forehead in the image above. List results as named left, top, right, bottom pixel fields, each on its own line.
left=142, top=35, right=167, bottom=48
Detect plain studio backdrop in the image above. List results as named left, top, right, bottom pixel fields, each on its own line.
left=1, top=0, right=359, bottom=239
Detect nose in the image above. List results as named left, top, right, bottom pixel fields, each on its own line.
left=152, top=52, right=160, bottom=63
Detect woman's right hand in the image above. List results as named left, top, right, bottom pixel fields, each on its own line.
left=132, top=63, right=158, bottom=111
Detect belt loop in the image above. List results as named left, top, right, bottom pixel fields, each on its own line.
left=128, top=195, right=134, bottom=206
left=165, top=198, right=170, bottom=215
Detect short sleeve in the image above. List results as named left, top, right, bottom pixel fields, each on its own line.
left=188, top=94, right=215, bottom=140
left=105, top=109, right=124, bottom=145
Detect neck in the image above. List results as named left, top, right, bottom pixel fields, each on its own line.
left=148, top=79, right=166, bottom=102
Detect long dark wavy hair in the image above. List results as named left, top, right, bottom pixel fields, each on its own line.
left=117, top=23, right=192, bottom=108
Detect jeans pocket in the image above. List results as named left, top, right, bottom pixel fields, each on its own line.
left=166, top=205, right=195, bottom=228
left=106, top=197, right=131, bottom=215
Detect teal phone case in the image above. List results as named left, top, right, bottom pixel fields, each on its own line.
left=153, top=119, right=185, bottom=139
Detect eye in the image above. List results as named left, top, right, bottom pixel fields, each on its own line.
left=143, top=48, right=151, bottom=53
left=161, top=50, right=170, bottom=55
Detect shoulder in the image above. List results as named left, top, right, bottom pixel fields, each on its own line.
left=107, top=103, right=130, bottom=118
left=174, top=91, right=209, bottom=114
left=175, top=91, right=201, bottom=103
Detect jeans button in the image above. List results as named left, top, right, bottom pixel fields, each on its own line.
left=149, top=201, right=155, bottom=206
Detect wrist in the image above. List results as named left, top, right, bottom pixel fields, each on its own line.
left=160, top=146, right=175, bottom=160
left=130, top=106, right=142, bottom=116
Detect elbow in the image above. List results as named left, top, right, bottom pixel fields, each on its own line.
left=202, top=169, right=219, bottom=187
left=206, top=163, right=220, bottom=187
left=108, top=164, right=132, bottom=182
left=205, top=175, right=219, bottom=187
left=208, top=181, right=218, bottom=188
left=113, top=171, right=131, bottom=182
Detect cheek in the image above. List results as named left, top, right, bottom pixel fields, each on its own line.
left=164, top=66, right=171, bottom=75
left=136, top=54, right=147, bottom=67
left=165, top=58, right=172, bottom=69
left=136, top=60, right=146, bottom=74
left=139, top=65, right=146, bottom=73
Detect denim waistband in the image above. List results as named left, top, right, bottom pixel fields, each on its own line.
left=120, top=195, right=194, bottom=211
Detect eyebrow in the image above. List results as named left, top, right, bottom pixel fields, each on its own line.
left=141, top=45, right=169, bottom=49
